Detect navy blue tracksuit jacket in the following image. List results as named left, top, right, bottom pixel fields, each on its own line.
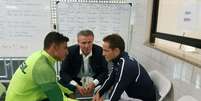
left=98, top=52, right=156, bottom=101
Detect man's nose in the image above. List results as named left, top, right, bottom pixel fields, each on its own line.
left=102, top=52, right=105, bottom=56
left=84, top=43, right=91, bottom=48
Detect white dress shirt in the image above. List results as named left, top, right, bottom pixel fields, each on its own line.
left=70, top=49, right=99, bottom=86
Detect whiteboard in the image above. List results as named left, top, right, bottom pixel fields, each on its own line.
left=0, top=0, right=51, bottom=57
left=57, top=2, right=131, bottom=47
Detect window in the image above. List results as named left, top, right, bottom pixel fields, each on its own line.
left=150, top=0, right=201, bottom=66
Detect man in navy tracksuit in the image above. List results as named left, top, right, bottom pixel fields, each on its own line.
left=93, top=34, right=156, bottom=101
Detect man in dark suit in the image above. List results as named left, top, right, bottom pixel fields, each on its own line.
left=59, top=30, right=108, bottom=97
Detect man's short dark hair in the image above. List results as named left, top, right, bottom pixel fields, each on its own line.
left=44, top=31, right=69, bottom=49
left=103, top=34, right=125, bottom=53
left=77, top=29, right=94, bottom=37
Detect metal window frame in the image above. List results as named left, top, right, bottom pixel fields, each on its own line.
left=150, top=0, right=201, bottom=49
left=0, top=59, right=8, bottom=78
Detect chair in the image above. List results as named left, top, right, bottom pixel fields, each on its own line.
left=149, top=70, right=172, bottom=101
left=0, top=82, right=6, bottom=97
left=177, top=95, right=198, bottom=101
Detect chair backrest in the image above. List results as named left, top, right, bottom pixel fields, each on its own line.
left=177, top=95, right=198, bottom=101
left=0, top=82, right=6, bottom=97
left=149, top=70, right=171, bottom=101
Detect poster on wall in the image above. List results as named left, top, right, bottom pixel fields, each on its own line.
left=178, top=0, right=200, bottom=33
left=0, top=0, right=51, bottom=57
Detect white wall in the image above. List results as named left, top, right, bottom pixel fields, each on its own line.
left=129, top=0, right=201, bottom=100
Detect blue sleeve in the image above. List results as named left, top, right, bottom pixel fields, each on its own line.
left=109, top=59, right=134, bottom=101
left=98, top=68, right=115, bottom=96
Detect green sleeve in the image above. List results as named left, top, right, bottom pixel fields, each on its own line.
left=33, top=63, right=63, bottom=101
left=40, top=83, right=63, bottom=101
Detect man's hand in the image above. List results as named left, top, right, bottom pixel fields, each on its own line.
left=85, top=82, right=96, bottom=95
left=76, top=85, right=87, bottom=96
left=93, top=92, right=104, bottom=101
left=68, top=93, right=76, bottom=99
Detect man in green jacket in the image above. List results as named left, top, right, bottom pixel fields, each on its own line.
left=5, top=32, right=76, bottom=101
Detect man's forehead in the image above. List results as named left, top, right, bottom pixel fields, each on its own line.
left=103, top=42, right=110, bottom=48
left=78, top=35, right=94, bottom=38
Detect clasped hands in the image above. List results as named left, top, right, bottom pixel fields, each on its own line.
left=76, top=82, right=96, bottom=96
left=76, top=82, right=104, bottom=101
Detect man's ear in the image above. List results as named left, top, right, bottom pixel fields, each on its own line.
left=52, top=43, right=58, bottom=50
left=114, top=48, right=120, bottom=56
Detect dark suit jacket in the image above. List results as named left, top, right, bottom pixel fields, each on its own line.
left=59, top=44, right=108, bottom=87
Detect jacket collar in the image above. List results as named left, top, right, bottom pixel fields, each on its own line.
left=79, top=48, right=92, bottom=58
left=112, top=51, right=128, bottom=64
left=42, top=50, right=56, bottom=66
